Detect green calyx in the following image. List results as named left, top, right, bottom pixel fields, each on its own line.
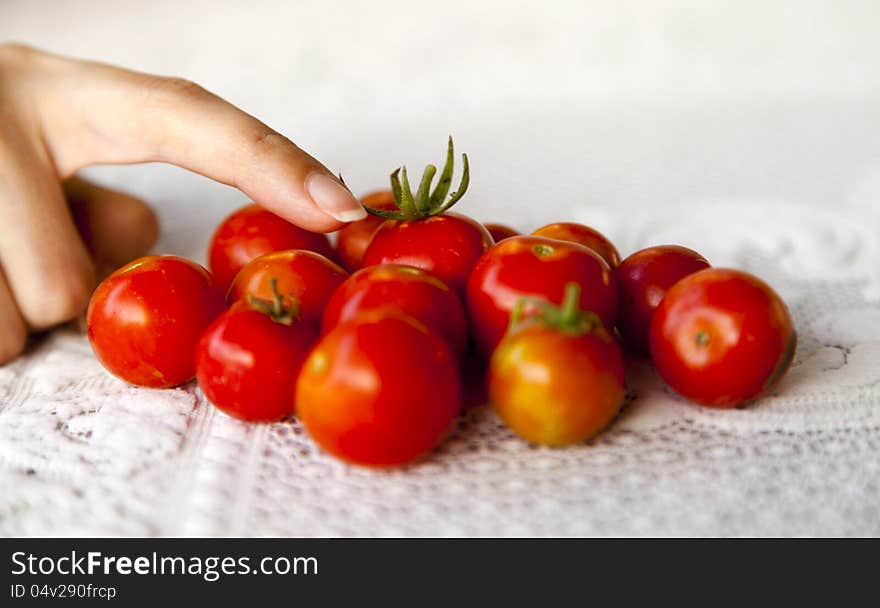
left=508, top=282, right=602, bottom=336
left=363, top=136, right=470, bottom=221
left=246, top=277, right=300, bottom=326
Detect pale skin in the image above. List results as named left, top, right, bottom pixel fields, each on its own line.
left=0, top=44, right=366, bottom=364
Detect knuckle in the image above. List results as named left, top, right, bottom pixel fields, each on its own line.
left=0, top=321, right=26, bottom=364
left=0, top=42, right=38, bottom=68
left=141, top=75, right=212, bottom=105
left=19, top=262, right=94, bottom=329
left=0, top=130, right=13, bottom=159
left=251, top=129, right=294, bottom=151
left=234, top=128, right=299, bottom=192
left=245, top=128, right=297, bottom=164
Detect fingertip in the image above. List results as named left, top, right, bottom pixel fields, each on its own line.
left=113, top=194, right=159, bottom=260
left=239, top=139, right=357, bottom=232
left=305, top=172, right=367, bottom=224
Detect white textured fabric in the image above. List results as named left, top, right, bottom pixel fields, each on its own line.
left=1, top=1, right=879, bottom=536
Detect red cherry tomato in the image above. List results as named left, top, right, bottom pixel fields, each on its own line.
left=296, top=312, right=462, bottom=467
left=650, top=268, right=796, bottom=408
left=87, top=255, right=224, bottom=388
left=532, top=222, right=621, bottom=268
left=228, top=250, right=348, bottom=329
left=209, top=204, right=336, bottom=292
left=616, top=245, right=710, bottom=355
left=484, top=223, right=519, bottom=242
left=322, top=264, right=468, bottom=358
left=196, top=295, right=315, bottom=422
left=467, top=236, right=618, bottom=355
left=335, top=190, right=398, bottom=271
left=362, top=212, right=493, bottom=293
left=489, top=285, right=625, bottom=445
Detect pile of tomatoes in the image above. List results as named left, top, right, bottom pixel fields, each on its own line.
left=87, top=139, right=796, bottom=467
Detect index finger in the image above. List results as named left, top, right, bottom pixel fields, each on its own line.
left=22, top=46, right=366, bottom=232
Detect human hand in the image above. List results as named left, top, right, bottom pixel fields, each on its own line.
left=0, top=43, right=365, bottom=363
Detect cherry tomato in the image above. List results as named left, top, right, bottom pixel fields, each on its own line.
left=335, top=190, right=398, bottom=271
left=228, top=250, right=348, bottom=329
left=87, top=255, right=224, bottom=388
left=196, top=290, right=315, bottom=422
left=489, top=284, right=625, bottom=445
left=209, top=204, right=336, bottom=292
left=363, top=212, right=493, bottom=293
left=322, top=264, right=468, bottom=358
left=484, top=223, right=519, bottom=242
left=650, top=268, right=796, bottom=408
left=532, top=222, right=620, bottom=268
left=616, top=245, right=710, bottom=355
left=467, top=236, right=618, bottom=355
left=296, top=312, right=461, bottom=467
left=358, top=138, right=491, bottom=293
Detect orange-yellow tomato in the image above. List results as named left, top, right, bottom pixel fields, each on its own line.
left=489, top=323, right=625, bottom=446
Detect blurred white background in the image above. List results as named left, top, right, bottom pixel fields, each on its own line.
left=2, top=0, right=879, bottom=259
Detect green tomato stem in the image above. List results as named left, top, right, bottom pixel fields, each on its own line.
left=414, top=164, right=436, bottom=214
left=559, top=283, right=582, bottom=326
left=398, top=167, right=418, bottom=220
left=507, top=282, right=601, bottom=338
left=246, top=276, right=299, bottom=326
left=429, top=136, right=456, bottom=210
left=383, top=136, right=471, bottom=220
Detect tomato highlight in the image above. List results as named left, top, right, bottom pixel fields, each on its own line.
left=87, top=255, right=224, bottom=388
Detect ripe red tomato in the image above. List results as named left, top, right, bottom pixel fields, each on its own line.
left=467, top=236, right=618, bottom=355
left=358, top=137, right=491, bottom=293
left=296, top=312, right=462, bottom=467
left=489, top=284, right=626, bottom=445
left=228, top=250, right=348, bottom=329
left=196, top=295, right=315, bottom=422
left=616, top=245, right=710, bottom=355
left=484, top=223, right=519, bottom=242
left=650, top=268, right=796, bottom=408
left=209, top=204, right=336, bottom=292
left=322, top=264, right=468, bottom=358
left=335, top=190, right=398, bottom=271
left=532, top=222, right=621, bottom=268
left=87, top=255, right=224, bottom=388
left=363, top=212, right=493, bottom=293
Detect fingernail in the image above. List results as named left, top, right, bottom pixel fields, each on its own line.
left=306, top=172, right=367, bottom=222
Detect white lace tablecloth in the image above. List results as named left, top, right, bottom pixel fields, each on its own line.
left=2, top=1, right=879, bottom=536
